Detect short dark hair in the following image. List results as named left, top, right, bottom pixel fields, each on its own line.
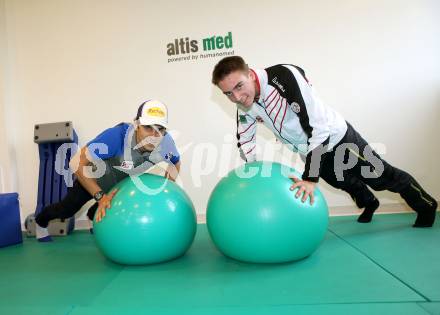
left=211, top=56, right=249, bottom=85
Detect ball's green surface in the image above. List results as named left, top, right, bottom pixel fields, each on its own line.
left=207, top=161, right=329, bottom=263
left=94, top=174, right=197, bottom=265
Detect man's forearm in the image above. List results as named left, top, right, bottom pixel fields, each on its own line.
left=165, top=162, right=181, bottom=182
left=75, top=168, right=103, bottom=197
left=71, top=147, right=105, bottom=197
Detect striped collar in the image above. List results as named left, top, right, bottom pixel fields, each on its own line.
left=250, top=68, right=268, bottom=105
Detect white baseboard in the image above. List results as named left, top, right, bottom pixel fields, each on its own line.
left=70, top=201, right=432, bottom=229
left=328, top=202, right=414, bottom=216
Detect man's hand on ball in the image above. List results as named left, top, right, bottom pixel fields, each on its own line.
left=95, top=190, right=118, bottom=222
left=289, top=176, right=316, bottom=205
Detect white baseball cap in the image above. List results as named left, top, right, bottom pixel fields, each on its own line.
left=135, top=100, right=168, bottom=128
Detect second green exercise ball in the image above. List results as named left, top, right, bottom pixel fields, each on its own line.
left=206, top=161, right=329, bottom=263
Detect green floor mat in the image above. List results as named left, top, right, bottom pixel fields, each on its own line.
left=1, top=215, right=436, bottom=313
left=418, top=302, right=440, bottom=315
left=329, top=213, right=440, bottom=301
left=0, top=232, right=123, bottom=306
left=87, top=225, right=421, bottom=308
left=0, top=306, right=73, bottom=315
left=69, top=303, right=430, bottom=315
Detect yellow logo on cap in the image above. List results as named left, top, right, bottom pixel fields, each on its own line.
left=146, top=107, right=165, bottom=117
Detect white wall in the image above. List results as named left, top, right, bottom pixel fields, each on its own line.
left=1, top=0, right=439, bottom=221
left=0, top=0, right=17, bottom=193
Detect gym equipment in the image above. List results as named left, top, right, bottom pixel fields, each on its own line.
left=26, top=121, right=78, bottom=237
left=0, top=193, right=22, bottom=248
left=93, top=174, right=197, bottom=265
left=207, top=161, right=329, bottom=263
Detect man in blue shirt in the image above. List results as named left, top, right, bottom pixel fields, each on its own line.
left=35, top=100, right=181, bottom=241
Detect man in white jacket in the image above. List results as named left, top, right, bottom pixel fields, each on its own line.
left=212, top=56, right=437, bottom=227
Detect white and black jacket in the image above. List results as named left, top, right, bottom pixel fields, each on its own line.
left=237, top=64, right=348, bottom=182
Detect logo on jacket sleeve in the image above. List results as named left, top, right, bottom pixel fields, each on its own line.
left=272, top=77, right=286, bottom=93
left=291, top=102, right=301, bottom=114
left=120, top=160, right=134, bottom=170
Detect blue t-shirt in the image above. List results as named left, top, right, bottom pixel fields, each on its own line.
left=86, top=123, right=180, bottom=192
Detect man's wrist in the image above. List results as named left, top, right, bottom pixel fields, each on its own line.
left=93, top=190, right=105, bottom=201
left=301, top=175, right=319, bottom=183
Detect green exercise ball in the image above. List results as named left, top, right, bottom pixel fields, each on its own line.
left=93, top=174, right=197, bottom=265
left=206, top=161, right=328, bottom=263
